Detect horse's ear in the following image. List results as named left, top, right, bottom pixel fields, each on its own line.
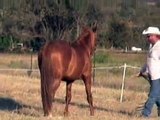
left=92, top=22, right=97, bottom=32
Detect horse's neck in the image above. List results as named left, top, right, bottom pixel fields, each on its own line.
left=73, top=39, right=92, bottom=55
left=71, top=29, right=95, bottom=55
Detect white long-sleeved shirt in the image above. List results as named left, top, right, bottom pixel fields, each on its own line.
left=141, top=40, right=160, bottom=80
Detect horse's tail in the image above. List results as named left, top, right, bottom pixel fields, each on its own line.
left=38, top=51, right=53, bottom=116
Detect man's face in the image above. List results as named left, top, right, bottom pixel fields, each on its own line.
left=146, top=34, right=159, bottom=44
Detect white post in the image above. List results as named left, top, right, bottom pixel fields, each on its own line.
left=120, top=63, right=127, bottom=103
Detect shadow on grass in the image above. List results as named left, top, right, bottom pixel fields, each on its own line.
left=0, top=97, right=135, bottom=117
left=54, top=98, right=134, bottom=116
left=0, top=97, right=43, bottom=117
left=0, top=97, right=23, bottom=111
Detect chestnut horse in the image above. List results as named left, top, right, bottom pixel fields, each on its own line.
left=38, top=25, right=97, bottom=117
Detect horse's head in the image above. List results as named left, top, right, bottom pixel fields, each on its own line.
left=78, top=25, right=97, bottom=55
left=90, top=24, right=97, bottom=54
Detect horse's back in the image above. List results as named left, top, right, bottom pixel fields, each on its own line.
left=38, top=41, right=72, bottom=77
left=42, top=41, right=71, bottom=56
left=38, top=41, right=70, bottom=65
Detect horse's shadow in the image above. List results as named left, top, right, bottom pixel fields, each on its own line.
left=0, top=97, right=23, bottom=111
left=0, top=97, right=42, bottom=117
left=0, top=97, right=134, bottom=117
left=54, top=98, right=134, bottom=116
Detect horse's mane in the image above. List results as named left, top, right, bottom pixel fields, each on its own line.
left=70, top=26, right=95, bottom=55
left=77, top=27, right=92, bottom=42
left=67, top=25, right=97, bottom=56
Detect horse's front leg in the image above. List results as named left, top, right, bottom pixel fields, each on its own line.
left=82, top=75, right=94, bottom=116
left=64, top=81, right=72, bottom=116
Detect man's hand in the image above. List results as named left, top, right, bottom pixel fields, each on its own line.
left=137, top=72, right=150, bottom=81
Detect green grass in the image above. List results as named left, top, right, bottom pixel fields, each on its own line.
left=94, top=50, right=146, bottom=67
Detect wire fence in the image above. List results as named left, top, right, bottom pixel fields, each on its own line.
left=0, top=63, right=147, bottom=103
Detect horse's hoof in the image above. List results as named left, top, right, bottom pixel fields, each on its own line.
left=90, top=114, right=94, bottom=116
left=44, top=113, right=52, bottom=118
left=48, top=114, right=53, bottom=118
left=90, top=111, right=94, bottom=116
left=64, top=111, right=69, bottom=117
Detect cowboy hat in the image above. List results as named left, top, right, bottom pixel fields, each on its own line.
left=142, top=26, right=160, bottom=35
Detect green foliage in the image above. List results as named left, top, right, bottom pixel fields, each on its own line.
left=98, top=32, right=109, bottom=48
left=107, top=15, right=129, bottom=49
left=1, top=0, right=160, bottom=52
left=68, top=0, right=89, bottom=14
left=118, top=0, right=136, bottom=20
left=0, top=36, right=20, bottom=52
left=0, top=36, right=10, bottom=51
left=94, top=53, right=109, bottom=63
left=30, top=38, right=45, bottom=52
left=86, top=3, right=104, bottom=25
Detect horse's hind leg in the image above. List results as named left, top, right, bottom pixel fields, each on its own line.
left=41, top=82, right=52, bottom=117
left=64, top=81, right=72, bottom=116
left=83, top=76, right=94, bottom=116
left=41, top=79, right=61, bottom=117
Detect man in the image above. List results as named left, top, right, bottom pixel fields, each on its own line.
left=139, top=26, right=160, bottom=117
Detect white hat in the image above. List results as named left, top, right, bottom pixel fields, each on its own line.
left=142, top=26, right=160, bottom=35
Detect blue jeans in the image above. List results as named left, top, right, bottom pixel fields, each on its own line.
left=142, top=78, right=160, bottom=117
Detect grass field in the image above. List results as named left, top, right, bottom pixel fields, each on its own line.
left=0, top=52, right=159, bottom=120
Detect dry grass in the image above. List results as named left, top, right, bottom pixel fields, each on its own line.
left=0, top=74, right=158, bottom=120
left=0, top=53, right=159, bottom=120
left=0, top=53, right=38, bottom=69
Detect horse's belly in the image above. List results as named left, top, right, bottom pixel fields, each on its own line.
left=64, top=62, right=85, bottom=80
left=62, top=74, right=81, bottom=81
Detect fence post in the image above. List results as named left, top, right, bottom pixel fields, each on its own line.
left=27, top=48, right=33, bottom=76
left=120, top=63, right=127, bottom=103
